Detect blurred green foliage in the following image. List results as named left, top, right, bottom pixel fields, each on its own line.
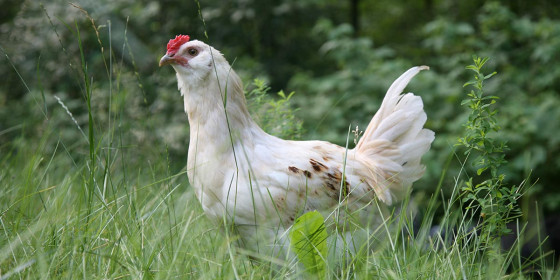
left=247, top=79, right=304, bottom=140
left=1, top=0, right=559, bottom=213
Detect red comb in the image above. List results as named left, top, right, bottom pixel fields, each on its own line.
left=166, top=35, right=190, bottom=55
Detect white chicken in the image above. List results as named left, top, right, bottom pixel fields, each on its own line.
left=159, top=35, right=434, bottom=251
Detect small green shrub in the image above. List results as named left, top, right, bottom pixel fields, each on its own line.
left=457, top=56, right=521, bottom=240
left=247, top=79, right=304, bottom=140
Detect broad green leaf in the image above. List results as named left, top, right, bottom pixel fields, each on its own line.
left=289, top=211, right=328, bottom=278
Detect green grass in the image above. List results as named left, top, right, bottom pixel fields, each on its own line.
left=1, top=5, right=559, bottom=280
left=0, top=127, right=245, bottom=279
left=1, top=132, right=558, bottom=279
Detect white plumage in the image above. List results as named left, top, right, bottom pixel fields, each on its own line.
left=159, top=36, right=434, bottom=250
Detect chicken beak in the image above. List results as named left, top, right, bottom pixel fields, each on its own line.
left=159, top=54, right=174, bottom=67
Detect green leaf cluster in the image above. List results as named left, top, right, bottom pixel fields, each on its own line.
left=458, top=56, right=521, bottom=240
left=247, top=79, right=304, bottom=140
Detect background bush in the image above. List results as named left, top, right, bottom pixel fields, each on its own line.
left=1, top=0, right=559, bottom=219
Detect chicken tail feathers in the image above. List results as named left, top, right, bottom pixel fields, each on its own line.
left=355, top=66, right=434, bottom=205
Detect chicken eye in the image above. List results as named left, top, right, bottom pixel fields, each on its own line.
left=187, top=48, right=198, bottom=56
